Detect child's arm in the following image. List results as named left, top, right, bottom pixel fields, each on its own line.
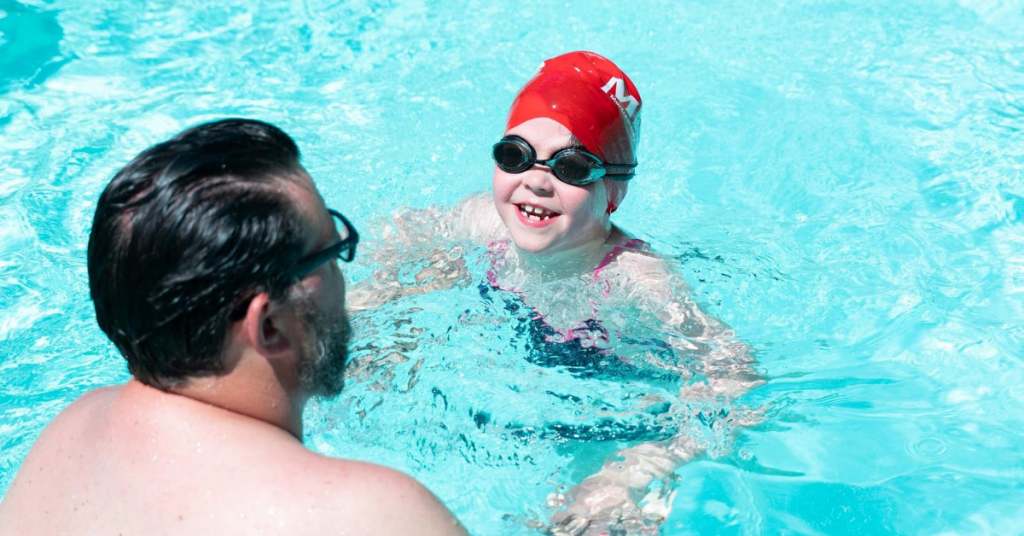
left=620, top=251, right=762, bottom=391
left=550, top=253, right=763, bottom=534
left=347, top=193, right=504, bottom=311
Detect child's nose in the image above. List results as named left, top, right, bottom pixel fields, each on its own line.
left=523, top=165, right=555, bottom=195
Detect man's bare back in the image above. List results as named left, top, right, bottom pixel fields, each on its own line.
left=0, top=381, right=461, bottom=535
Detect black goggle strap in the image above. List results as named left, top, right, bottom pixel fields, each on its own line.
left=602, top=162, right=637, bottom=179
left=560, top=151, right=636, bottom=182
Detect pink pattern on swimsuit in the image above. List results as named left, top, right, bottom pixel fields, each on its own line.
left=485, top=238, right=648, bottom=344
left=592, top=238, right=648, bottom=297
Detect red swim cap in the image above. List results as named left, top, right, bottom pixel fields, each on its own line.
left=505, top=51, right=642, bottom=166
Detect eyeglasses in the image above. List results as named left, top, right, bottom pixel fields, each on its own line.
left=226, top=209, right=358, bottom=322
left=286, top=209, right=359, bottom=281
left=491, top=135, right=636, bottom=186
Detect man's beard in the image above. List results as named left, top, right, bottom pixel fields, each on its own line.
left=297, top=298, right=351, bottom=397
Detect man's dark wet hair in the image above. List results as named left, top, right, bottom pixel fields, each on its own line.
left=88, top=118, right=311, bottom=389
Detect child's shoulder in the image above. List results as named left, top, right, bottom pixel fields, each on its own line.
left=454, top=192, right=505, bottom=242
left=604, top=226, right=660, bottom=265
left=609, top=248, right=671, bottom=281
left=601, top=228, right=690, bottom=293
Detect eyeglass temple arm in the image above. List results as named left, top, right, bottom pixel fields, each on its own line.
left=328, top=209, right=360, bottom=245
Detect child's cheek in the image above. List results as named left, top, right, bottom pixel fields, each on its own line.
left=564, top=187, right=603, bottom=226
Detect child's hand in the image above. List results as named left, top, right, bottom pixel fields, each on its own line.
left=410, top=246, right=470, bottom=293
left=548, top=440, right=695, bottom=535
left=346, top=278, right=403, bottom=312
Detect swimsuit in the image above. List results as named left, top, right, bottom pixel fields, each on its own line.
left=481, top=240, right=682, bottom=443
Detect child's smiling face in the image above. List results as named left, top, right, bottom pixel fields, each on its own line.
left=492, top=118, right=615, bottom=256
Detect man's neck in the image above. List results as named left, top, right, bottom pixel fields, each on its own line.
left=166, top=371, right=307, bottom=439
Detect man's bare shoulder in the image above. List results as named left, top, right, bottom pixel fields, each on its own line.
left=18, top=385, right=120, bottom=451
left=0, top=385, right=121, bottom=530
left=57, top=384, right=122, bottom=414
left=281, top=453, right=469, bottom=535
left=0, top=385, right=467, bottom=535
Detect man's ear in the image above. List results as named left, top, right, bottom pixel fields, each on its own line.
left=243, top=293, right=291, bottom=357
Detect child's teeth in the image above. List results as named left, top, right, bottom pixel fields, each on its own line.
left=519, top=204, right=556, bottom=221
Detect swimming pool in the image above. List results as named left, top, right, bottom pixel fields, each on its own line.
left=2, top=0, right=1023, bottom=533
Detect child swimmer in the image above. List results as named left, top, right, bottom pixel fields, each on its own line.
left=349, top=52, right=762, bottom=534
left=354, top=52, right=664, bottom=328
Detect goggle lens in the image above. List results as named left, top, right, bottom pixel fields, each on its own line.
left=552, top=153, right=593, bottom=184
left=492, top=139, right=533, bottom=173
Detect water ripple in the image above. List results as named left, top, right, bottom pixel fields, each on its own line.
left=906, top=435, right=949, bottom=462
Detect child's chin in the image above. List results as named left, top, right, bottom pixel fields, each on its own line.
left=510, top=233, right=553, bottom=254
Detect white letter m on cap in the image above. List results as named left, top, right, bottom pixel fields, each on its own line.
left=601, top=77, right=639, bottom=119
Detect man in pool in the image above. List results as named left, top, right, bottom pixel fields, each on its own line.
left=0, top=119, right=468, bottom=535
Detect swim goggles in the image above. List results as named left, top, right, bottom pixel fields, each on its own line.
left=491, top=135, right=636, bottom=186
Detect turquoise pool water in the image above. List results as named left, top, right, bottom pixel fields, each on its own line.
left=2, top=0, right=1023, bottom=534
